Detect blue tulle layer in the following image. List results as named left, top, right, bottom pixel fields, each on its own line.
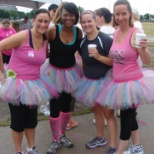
left=0, top=77, right=51, bottom=106
left=72, top=76, right=110, bottom=107
left=96, top=69, right=154, bottom=109
left=40, top=61, right=83, bottom=94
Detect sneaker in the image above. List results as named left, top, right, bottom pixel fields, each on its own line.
left=124, top=144, right=144, bottom=154
left=93, top=119, right=107, bottom=126
left=26, top=147, right=41, bottom=154
left=47, top=141, right=62, bottom=154
left=116, top=110, right=121, bottom=117
left=86, top=137, right=107, bottom=149
left=107, top=147, right=117, bottom=154
left=39, top=105, right=50, bottom=116
left=66, top=121, right=78, bottom=130
left=59, top=134, right=73, bottom=148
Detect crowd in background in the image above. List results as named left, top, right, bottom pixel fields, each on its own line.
left=0, top=1, right=152, bottom=154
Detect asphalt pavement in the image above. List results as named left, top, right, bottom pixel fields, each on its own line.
left=0, top=105, right=154, bottom=154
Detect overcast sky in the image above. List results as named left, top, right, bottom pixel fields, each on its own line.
left=17, top=0, right=154, bottom=15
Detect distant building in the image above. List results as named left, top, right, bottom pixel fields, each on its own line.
left=0, top=4, right=17, bottom=11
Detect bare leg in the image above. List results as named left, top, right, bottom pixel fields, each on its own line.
left=116, top=139, right=129, bottom=154
left=67, top=112, right=72, bottom=123
left=25, top=128, right=35, bottom=148
left=131, top=129, right=140, bottom=145
left=93, top=104, right=104, bottom=138
left=103, top=107, right=117, bottom=148
left=12, top=130, right=24, bottom=152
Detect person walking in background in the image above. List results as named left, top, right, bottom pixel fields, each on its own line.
left=132, top=8, right=144, bottom=33
left=40, top=2, right=83, bottom=154
left=93, top=7, right=116, bottom=126
left=132, top=8, right=144, bottom=67
left=48, top=4, right=58, bottom=28
left=0, top=19, right=16, bottom=64
left=96, top=0, right=154, bottom=153
left=40, top=4, right=59, bottom=117
left=73, top=10, right=117, bottom=154
left=0, top=9, right=55, bottom=154
left=95, top=7, right=115, bottom=38
left=19, top=16, right=33, bottom=31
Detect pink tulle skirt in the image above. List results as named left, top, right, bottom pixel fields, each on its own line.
left=40, top=61, right=83, bottom=94
left=96, top=69, right=154, bottom=109
left=72, top=75, right=111, bottom=107
left=0, top=77, right=51, bottom=106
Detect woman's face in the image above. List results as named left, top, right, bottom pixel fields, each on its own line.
left=114, top=4, right=131, bottom=27
left=33, top=13, right=50, bottom=34
left=61, top=8, right=76, bottom=27
left=3, top=23, right=10, bottom=30
left=80, top=13, right=97, bottom=35
left=95, top=14, right=104, bottom=27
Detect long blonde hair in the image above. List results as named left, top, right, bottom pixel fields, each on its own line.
left=53, top=2, right=66, bottom=24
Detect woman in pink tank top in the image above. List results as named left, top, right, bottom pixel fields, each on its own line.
left=0, top=9, right=54, bottom=154
left=96, top=0, right=154, bottom=154
left=0, top=19, right=16, bottom=64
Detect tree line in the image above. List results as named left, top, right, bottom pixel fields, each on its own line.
left=0, top=8, right=154, bottom=21
left=0, top=9, right=35, bottom=20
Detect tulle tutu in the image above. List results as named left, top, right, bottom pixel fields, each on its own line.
left=40, top=61, right=83, bottom=94
left=97, top=69, right=154, bottom=109
left=72, top=76, right=110, bottom=107
left=0, top=77, right=51, bottom=106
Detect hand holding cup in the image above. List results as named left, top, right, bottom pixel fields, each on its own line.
left=88, top=44, right=97, bottom=57
left=135, top=33, right=147, bottom=48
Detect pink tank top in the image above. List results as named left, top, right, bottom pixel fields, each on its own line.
left=110, top=27, right=143, bottom=82
left=0, top=27, right=16, bottom=56
left=7, top=30, right=47, bottom=80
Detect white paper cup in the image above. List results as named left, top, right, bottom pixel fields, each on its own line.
left=88, top=44, right=97, bottom=57
left=135, top=33, right=147, bottom=48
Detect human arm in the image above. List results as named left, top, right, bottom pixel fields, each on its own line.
left=131, top=30, right=151, bottom=65
left=0, top=31, right=27, bottom=79
left=91, top=33, right=113, bottom=66
left=90, top=50, right=112, bottom=66
left=46, top=26, right=56, bottom=57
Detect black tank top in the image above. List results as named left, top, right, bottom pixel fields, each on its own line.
left=49, top=24, right=80, bottom=68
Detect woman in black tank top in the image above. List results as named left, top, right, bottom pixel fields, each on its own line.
left=40, top=3, right=83, bottom=154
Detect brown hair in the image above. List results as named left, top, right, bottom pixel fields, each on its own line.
left=95, top=7, right=112, bottom=23
left=2, top=19, right=10, bottom=25
left=113, top=0, right=133, bottom=27
left=53, top=2, right=66, bottom=24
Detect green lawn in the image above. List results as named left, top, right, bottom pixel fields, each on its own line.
left=142, top=22, right=154, bottom=36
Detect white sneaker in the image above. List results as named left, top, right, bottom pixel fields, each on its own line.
left=93, top=118, right=107, bottom=126
left=39, top=105, right=50, bottom=116
left=124, top=144, right=144, bottom=154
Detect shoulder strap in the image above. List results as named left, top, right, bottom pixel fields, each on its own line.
left=29, top=30, right=34, bottom=49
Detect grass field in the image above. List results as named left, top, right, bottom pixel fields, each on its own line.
left=142, top=22, right=154, bottom=36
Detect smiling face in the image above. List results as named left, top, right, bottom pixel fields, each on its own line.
left=61, top=8, right=76, bottom=27
left=80, top=12, right=97, bottom=35
left=33, top=13, right=50, bottom=34
left=114, top=4, right=131, bottom=27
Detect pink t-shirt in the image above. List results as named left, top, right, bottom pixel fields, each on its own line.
left=0, top=27, right=16, bottom=56
left=7, top=30, right=47, bottom=80
left=110, top=27, right=143, bottom=82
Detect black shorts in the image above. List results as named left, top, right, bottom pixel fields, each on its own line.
left=2, top=53, right=11, bottom=64
left=9, top=103, right=38, bottom=132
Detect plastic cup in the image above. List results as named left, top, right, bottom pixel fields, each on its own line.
left=88, top=44, right=97, bottom=57
left=135, top=33, right=147, bottom=48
